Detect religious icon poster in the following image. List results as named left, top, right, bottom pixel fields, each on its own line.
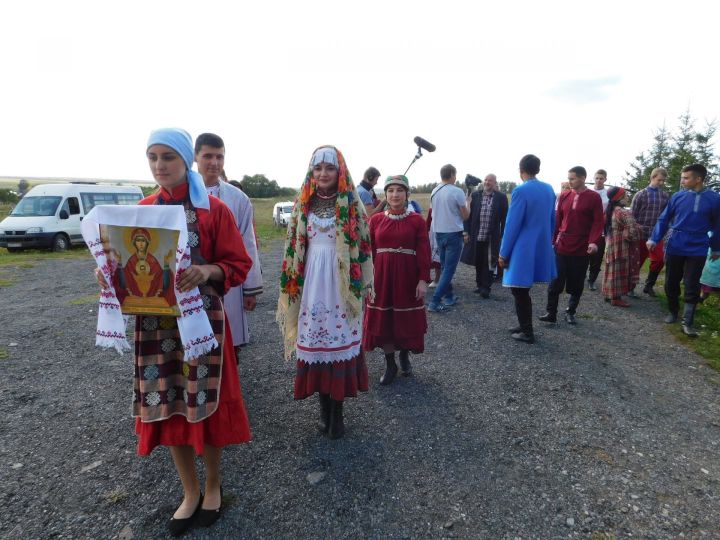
left=99, top=224, right=182, bottom=316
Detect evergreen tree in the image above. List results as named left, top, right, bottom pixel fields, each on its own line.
left=623, top=110, right=719, bottom=194
left=497, top=181, right=517, bottom=194
left=694, top=121, right=719, bottom=189
left=665, top=109, right=697, bottom=193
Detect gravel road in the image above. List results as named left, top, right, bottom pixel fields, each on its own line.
left=1, top=241, right=719, bottom=539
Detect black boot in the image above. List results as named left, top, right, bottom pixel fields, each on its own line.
left=564, top=295, right=579, bottom=325
left=328, top=399, right=345, bottom=439
left=643, top=271, right=659, bottom=296
left=511, top=312, right=535, bottom=343
left=317, top=393, right=331, bottom=434
left=380, top=352, right=398, bottom=385
left=399, top=349, right=412, bottom=376
left=681, top=304, right=699, bottom=337
left=512, top=304, right=535, bottom=344
left=665, top=296, right=679, bottom=323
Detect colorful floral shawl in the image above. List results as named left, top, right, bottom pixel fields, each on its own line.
left=276, top=146, right=373, bottom=359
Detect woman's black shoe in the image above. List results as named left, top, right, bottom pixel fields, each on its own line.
left=168, top=494, right=203, bottom=537
left=196, top=487, right=223, bottom=528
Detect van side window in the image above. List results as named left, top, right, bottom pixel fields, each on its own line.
left=63, top=197, right=81, bottom=215
left=117, top=194, right=143, bottom=205
left=81, top=193, right=115, bottom=212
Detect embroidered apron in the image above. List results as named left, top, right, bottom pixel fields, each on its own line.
left=132, top=198, right=225, bottom=423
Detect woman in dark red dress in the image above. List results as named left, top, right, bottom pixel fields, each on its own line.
left=363, top=175, right=431, bottom=384
left=96, top=128, right=252, bottom=536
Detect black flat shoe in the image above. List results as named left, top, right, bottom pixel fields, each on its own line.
left=196, top=487, right=223, bottom=528
left=168, top=494, right=203, bottom=537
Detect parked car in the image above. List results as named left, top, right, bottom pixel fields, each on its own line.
left=0, top=183, right=143, bottom=252
left=272, top=201, right=294, bottom=227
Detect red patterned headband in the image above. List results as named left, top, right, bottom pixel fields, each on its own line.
left=610, top=188, right=626, bottom=202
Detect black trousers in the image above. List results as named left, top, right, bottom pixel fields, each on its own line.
left=587, top=236, right=606, bottom=283
left=664, top=254, right=706, bottom=312
left=547, top=253, right=589, bottom=315
left=511, top=287, right=533, bottom=335
left=474, top=240, right=494, bottom=292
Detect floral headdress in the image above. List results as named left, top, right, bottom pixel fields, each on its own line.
left=276, top=145, right=373, bottom=359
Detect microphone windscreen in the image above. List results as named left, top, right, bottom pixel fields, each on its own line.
left=413, top=136, right=436, bottom=153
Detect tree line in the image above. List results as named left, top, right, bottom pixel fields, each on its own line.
left=624, top=109, right=718, bottom=194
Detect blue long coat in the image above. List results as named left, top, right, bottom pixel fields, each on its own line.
left=500, top=178, right=557, bottom=288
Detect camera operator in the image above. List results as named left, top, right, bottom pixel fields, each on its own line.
left=357, top=166, right=387, bottom=217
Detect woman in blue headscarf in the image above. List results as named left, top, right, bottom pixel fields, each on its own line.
left=96, top=128, right=253, bottom=535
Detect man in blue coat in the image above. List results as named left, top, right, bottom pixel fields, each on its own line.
left=498, top=154, right=557, bottom=343
left=649, top=163, right=720, bottom=337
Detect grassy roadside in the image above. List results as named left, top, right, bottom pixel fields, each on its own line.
left=652, top=283, right=720, bottom=372
left=637, top=258, right=720, bottom=372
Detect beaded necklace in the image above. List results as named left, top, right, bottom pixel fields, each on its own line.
left=384, top=208, right=411, bottom=220
left=310, top=194, right=337, bottom=219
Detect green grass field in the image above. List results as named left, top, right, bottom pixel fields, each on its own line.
left=652, top=277, right=720, bottom=372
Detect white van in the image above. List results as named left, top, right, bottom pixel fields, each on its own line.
left=0, top=183, right=144, bottom=252
left=272, top=201, right=294, bottom=227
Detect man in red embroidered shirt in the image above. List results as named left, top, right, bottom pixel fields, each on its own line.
left=539, top=166, right=604, bottom=325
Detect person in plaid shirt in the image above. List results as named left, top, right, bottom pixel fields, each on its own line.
left=461, top=174, right=508, bottom=298
left=630, top=167, right=670, bottom=296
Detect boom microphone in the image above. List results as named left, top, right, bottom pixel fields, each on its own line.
left=413, top=136, right=436, bottom=153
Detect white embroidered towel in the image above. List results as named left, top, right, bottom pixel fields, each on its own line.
left=81, top=204, right=218, bottom=362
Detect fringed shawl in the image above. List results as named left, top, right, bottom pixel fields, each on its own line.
left=276, top=146, right=373, bottom=359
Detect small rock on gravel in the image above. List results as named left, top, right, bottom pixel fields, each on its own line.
left=306, top=471, right=326, bottom=485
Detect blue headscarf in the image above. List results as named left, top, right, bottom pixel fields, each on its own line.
left=146, top=128, right=210, bottom=210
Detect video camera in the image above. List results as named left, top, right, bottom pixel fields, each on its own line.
left=465, top=174, right=482, bottom=191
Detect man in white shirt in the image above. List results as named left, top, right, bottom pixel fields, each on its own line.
left=427, top=164, right=470, bottom=312
left=587, top=168, right=609, bottom=290
left=195, top=133, right=263, bottom=359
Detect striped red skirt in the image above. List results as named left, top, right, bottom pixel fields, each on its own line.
left=294, top=353, right=369, bottom=401
left=134, top=319, right=252, bottom=456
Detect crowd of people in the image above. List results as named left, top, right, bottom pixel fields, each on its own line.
left=90, top=129, right=720, bottom=536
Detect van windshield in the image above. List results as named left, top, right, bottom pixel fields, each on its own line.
left=11, top=196, right=62, bottom=217
left=282, top=206, right=293, bottom=213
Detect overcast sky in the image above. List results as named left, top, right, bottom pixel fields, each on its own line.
left=1, top=0, right=718, bottom=191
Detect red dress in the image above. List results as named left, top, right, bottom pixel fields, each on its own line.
left=133, top=183, right=253, bottom=456
left=363, top=211, right=431, bottom=352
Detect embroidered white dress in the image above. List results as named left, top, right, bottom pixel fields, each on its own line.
left=296, top=212, right=362, bottom=364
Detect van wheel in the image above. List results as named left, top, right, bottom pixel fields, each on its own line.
left=52, top=234, right=70, bottom=252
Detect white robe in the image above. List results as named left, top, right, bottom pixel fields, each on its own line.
left=208, top=182, right=263, bottom=346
